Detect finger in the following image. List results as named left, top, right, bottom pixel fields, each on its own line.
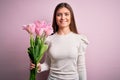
left=30, top=65, right=35, bottom=70
left=37, top=63, right=40, bottom=67
left=37, top=63, right=41, bottom=71
left=30, top=63, right=35, bottom=70
left=31, top=63, right=35, bottom=66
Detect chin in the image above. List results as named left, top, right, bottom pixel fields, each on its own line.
left=60, top=25, right=68, bottom=28
left=60, top=24, right=69, bottom=27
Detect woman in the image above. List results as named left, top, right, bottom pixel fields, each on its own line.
left=30, top=2, right=89, bottom=80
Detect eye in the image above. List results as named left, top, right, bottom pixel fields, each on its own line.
left=65, top=13, right=70, bottom=16
left=56, top=13, right=62, bottom=16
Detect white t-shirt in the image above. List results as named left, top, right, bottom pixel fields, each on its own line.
left=40, top=32, right=89, bottom=80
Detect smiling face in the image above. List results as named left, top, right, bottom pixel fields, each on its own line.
left=56, top=7, right=71, bottom=29
left=52, top=3, right=78, bottom=34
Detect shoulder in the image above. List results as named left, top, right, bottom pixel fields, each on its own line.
left=79, top=34, right=89, bottom=44
left=45, top=33, right=56, bottom=44
left=72, top=33, right=89, bottom=44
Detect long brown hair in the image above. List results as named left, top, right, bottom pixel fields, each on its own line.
left=52, top=2, right=78, bottom=34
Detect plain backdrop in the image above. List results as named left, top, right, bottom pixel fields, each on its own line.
left=0, top=0, right=120, bottom=80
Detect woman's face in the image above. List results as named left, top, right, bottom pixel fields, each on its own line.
left=56, top=7, right=71, bottom=29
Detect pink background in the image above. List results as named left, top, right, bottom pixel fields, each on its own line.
left=0, top=0, right=120, bottom=80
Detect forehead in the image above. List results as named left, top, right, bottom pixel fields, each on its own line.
left=56, top=7, right=70, bottom=13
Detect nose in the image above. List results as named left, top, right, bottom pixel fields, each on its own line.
left=61, top=14, right=65, bottom=20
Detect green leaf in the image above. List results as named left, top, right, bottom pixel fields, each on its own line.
left=35, top=36, right=41, bottom=45
left=30, top=35, right=35, bottom=47
left=28, top=47, right=34, bottom=62
left=34, top=45, right=39, bottom=62
left=37, top=44, right=48, bottom=63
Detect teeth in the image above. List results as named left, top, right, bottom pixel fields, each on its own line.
left=61, top=22, right=66, bottom=23
left=61, top=21, right=67, bottom=22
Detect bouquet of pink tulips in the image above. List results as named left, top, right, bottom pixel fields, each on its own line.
left=23, top=20, right=53, bottom=80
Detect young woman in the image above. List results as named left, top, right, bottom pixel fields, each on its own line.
left=30, top=2, right=89, bottom=80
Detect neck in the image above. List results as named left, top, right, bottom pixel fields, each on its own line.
left=57, top=27, right=71, bottom=35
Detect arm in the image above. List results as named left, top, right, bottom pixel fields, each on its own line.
left=77, top=35, right=89, bottom=80
left=37, top=53, right=51, bottom=73
left=38, top=36, right=52, bottom=72
left=77, top=51, right=87, bottom=80
left=40, top=54, right=51, bottom=72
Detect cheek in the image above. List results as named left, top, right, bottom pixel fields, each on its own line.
left=56, top=16, right=60, bottom=21
left=56, top=17, right=61, bottom=24
left=68, top=16, right=71, bottom=20
left=69, top=17, right=71, bottom=22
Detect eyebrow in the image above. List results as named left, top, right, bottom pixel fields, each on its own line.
left=56, top=11, right=70, bottom=14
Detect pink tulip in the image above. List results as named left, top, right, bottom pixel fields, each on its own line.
left=23, top=23, right=36, bottom=34
left=35, top=27, right=44, bottom=36
left=44, top=24, right=53, bottom=36
left=34, top=20, right=53, bottom=36
left=34, top=20, right=46, bottom=28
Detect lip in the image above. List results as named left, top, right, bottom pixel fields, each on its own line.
left=60, top=22, right=67, bottom=24
left=60, top=20, right=67, bottom=23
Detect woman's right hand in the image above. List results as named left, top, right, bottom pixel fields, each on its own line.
left=30, top=62, right=41, bottom=72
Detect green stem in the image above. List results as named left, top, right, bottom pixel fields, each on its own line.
left=29, top=64, right=37, bottom=80
left=30, top=34, right=34, bottom=47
